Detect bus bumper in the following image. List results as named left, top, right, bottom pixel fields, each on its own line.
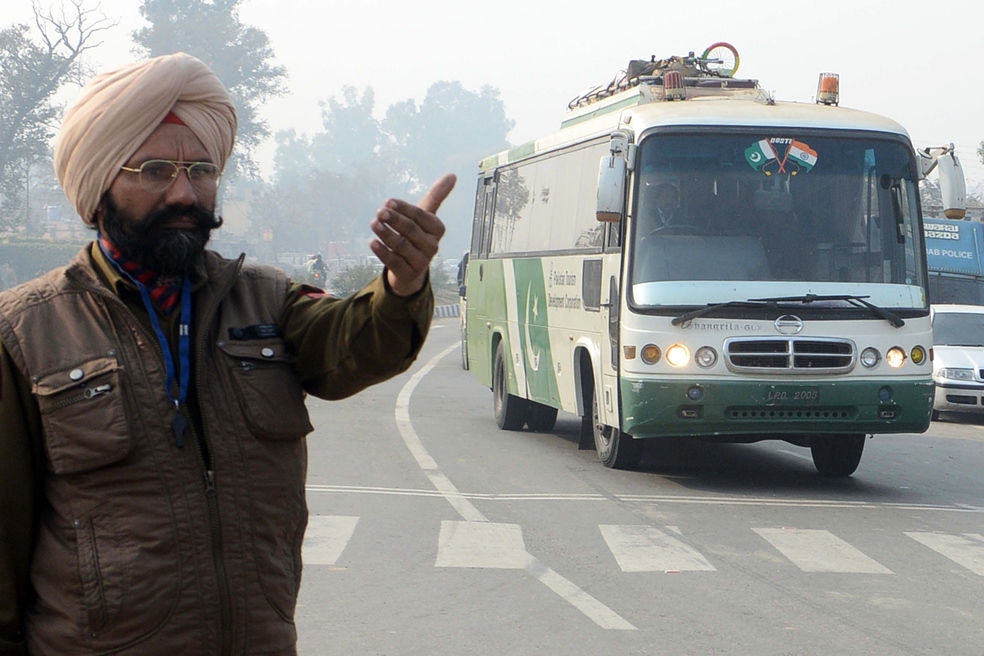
left=620, top=377, right=934, bottom=438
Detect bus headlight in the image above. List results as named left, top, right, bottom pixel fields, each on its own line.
left=695, top=346, right=717, bottom=368
left=910, top=345, right=927, bottom=365
left=860, top=348, right=880, bottom=368
left=666, top=344, right=690, bottom=367
left=641, top=344, right=661, bottom=365
left=886, top=347, right=907, bottom=368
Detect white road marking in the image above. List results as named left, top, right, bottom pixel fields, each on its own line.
left=753, top=528, right=893, bottom=573
left=436, top=521, right=528, bottom=569
left=306, top=484, right=975, bottom=513
left=302, top=515, right=359, bottom=565
left=905, top=532, right=984, bottom=575
left=525, top=558, right=637, bottom=631
left=600, top=525, right=716, bottom=572
left=394, top=343, right=636, bottom=630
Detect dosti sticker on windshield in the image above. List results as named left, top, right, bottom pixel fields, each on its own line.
left=745, top=138, right=818, bottom=176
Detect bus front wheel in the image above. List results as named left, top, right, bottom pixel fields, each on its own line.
left=493, top=342, right=529, bottom=430
left=810, top=434, right=865, bottom=476
left=589, top=378, right=642, bottom=469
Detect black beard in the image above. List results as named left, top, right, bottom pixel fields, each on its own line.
left=99, top=195, right=223, bottom=275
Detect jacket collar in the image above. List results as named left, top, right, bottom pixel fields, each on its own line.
left=65, top=243, right=244, bottom=304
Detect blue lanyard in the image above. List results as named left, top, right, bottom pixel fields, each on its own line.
left=98, top=241, right=192, bottom=447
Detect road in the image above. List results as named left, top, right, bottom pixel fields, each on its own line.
left=294, top=318, right=984, bottom=656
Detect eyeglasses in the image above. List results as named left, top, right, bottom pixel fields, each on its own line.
left=119, top=159, right=221, bottom=194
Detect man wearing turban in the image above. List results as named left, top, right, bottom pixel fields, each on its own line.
left=0, top=52, right=454, bottom=655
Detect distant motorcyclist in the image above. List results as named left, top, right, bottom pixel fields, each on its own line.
left=307, top=253, right=328, bottom=283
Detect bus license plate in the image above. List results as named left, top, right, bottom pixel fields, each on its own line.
left=763, top=385, right=821, bottom=405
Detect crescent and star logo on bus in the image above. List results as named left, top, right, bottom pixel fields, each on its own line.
left=512, top=259, right=561, bottom=404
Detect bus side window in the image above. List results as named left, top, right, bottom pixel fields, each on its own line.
left=607, top=219, right=621, bottom=248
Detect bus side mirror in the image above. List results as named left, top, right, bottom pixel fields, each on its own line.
left=937, top=152, right=967, bottom=220
left=918, top=144, right=967, bottom=220
left=596, top=156, right=626, bottom=222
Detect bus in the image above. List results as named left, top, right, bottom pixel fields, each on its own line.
left=461, top=45, right=966, bottom=476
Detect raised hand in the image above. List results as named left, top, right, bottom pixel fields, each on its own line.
left=370, top=173, right=456, bottom=297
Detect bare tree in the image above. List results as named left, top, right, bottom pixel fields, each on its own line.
left=0, top=1, right=114, bottom=230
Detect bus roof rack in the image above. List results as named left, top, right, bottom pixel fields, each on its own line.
left=568, top=46, right=759, bottom=110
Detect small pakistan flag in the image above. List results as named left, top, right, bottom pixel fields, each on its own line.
left=745, top=139, right=776, bottom=171
left=787, top=140, right=818, bottom=172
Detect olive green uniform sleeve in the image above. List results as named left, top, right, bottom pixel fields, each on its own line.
left=0, top=341, right=43, bottom=656
left=281, top=273, right=434, bottom=400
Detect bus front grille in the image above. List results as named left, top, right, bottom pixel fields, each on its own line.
left=725, top=338, right=856, bottom=374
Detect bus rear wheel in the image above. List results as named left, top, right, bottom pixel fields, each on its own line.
left=493, top=342, right=529, bottom=430
left=589, top=378, right=642, bottom=469
left=810, top=434, right=865, bottom=476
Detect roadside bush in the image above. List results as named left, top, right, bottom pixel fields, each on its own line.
left=0, top=239, right=89, bottom=289
left=331, top=262, right=382, bottom=296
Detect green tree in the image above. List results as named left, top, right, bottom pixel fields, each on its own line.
left=385, top=81, right=513, bottom=195
left=382, top=81, right=514, bottom=255
left=310, top=86, right=385, bottom=173
left=256, top=86, right=399, bottom=259
left=265, top=80, right=514, bottom=259
left=132, top=0, right=286, bottom=179
left=0, top=2, right=112, bottom=230
left=331, top=261, right=381, bottom=296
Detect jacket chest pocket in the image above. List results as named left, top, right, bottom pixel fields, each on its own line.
left=219, top=339, right=313, bottom=440
left=33, top=356, right=131, bottom=475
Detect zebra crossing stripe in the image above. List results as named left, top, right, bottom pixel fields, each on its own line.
left=753, top=528, right=893, bottom=573
left=436, top=521, right=529, bottom=569
left=600, top=525, right=716, bottom=572
left=302, top=518, right=984, bottom=582
left=302, top=515, right=360, bottom=565
left=394, top=343, right=635, bottom=630
left=905, top=532, right=984, bottom=575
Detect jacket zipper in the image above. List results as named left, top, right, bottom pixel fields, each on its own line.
left=193, top=256, right=243, bottom=656
left=71, top=255, right=244, bottom=656
left=45, top=383, right=113, bottom=411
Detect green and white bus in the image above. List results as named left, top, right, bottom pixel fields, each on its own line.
left=461, top=48, right=964, bottom=475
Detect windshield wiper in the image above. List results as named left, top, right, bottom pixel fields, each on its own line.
left=671, top=299, right=778, bottom=326
left=750, top=294, right=905, bottom=328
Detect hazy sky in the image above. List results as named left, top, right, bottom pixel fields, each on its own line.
left=5, top=0, right=983, bottom=190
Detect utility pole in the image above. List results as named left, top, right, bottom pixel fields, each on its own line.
left=24, top=163, right=31, bottom=232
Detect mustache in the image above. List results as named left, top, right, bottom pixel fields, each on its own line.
left=132, top=204, right=224, bottom=238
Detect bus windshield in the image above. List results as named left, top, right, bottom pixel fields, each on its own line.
left=629, top=131, right=925, bottom=309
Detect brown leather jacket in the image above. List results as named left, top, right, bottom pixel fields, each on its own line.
left=0, top=245, right=432, bottom=655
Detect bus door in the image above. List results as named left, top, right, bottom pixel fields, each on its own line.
left=466, top=172, right=496, bottom=384
left=595, top=134, right=631, bottom=429
left=598, top=223, right=623, bottom=428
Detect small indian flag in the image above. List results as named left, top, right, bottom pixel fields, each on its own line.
left=744, top=139, right=776, bottom=170
left=787, top=140, right=818, bottom=172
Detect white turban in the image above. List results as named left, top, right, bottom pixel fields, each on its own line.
left=54, top=52, right=238, bottom=225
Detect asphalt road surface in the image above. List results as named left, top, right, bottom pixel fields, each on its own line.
left=294, top=318, right=984, bottom=656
